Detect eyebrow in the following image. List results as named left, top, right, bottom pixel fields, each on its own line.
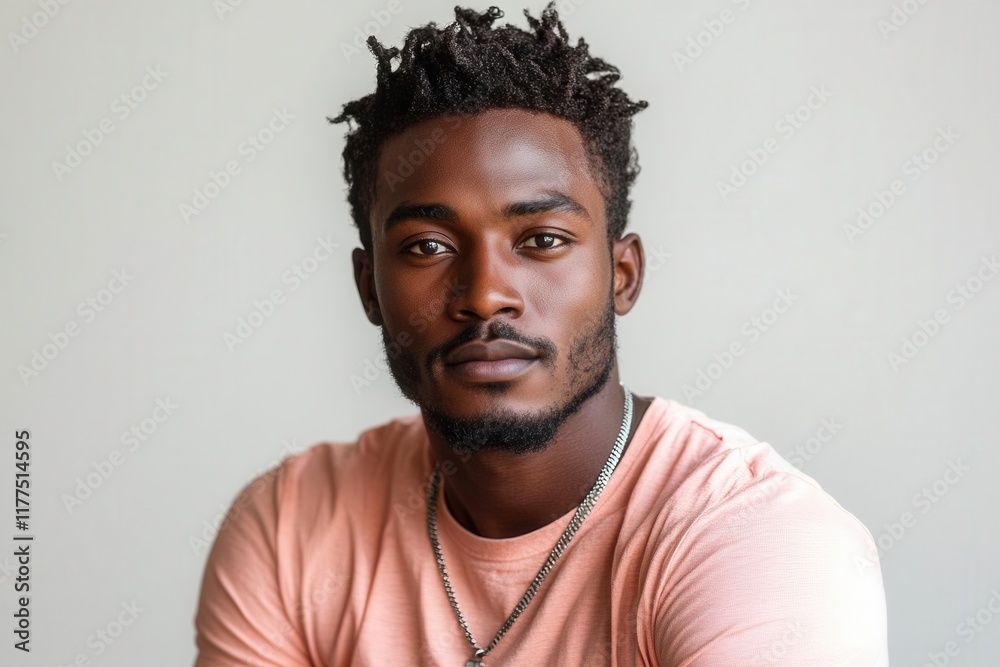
left=383, top=191, right=591, bottom=233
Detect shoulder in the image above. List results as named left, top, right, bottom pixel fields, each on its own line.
left=194, top=412, right=431, bottom=664
left=198, top=410, right=430, bottom=577
left=635, top=399, right=888, bottom=665
left=640, top=398, right=879, bottom=570
left=267, top=411, right=430, bottom=508
left=634, top=398, right=849, bottom=526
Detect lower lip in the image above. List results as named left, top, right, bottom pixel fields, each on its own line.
left=444, top=358, right=538, bottom=382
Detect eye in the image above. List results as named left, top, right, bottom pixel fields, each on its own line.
left=521, top=233, right=567, bottom=249
left=404, top=239, right=451, bottom=256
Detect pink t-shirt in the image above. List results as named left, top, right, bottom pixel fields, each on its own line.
left=193, top=396, right=888, bottom=666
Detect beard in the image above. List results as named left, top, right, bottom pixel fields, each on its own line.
left=379, top=287, right=618, bottom=455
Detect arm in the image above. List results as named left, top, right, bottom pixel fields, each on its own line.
left=654, top=472, right=889, bottom=666
left=193, top=465, right=313, bottom=667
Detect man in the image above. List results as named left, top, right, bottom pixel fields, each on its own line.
left=194, top=4, right=889, bottom=665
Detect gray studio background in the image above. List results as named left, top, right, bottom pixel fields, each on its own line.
left=1, top=0, right=998, bottom=664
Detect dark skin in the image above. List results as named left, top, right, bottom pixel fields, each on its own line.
left=352, top=108, right=652, bottom=539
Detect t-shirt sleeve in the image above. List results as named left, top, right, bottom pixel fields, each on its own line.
left=193, top=463, right=313, bottom=666
left=653, top=471, right=889, bottom=666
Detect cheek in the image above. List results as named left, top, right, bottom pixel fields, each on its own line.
left=529, top=254, right=611, bottom=317
left=375, top=269, right=450, bottom=337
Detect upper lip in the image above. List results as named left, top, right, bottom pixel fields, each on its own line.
left=443, top=340, right=540, bottom=365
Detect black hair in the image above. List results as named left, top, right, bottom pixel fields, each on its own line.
left=329, top=2, right=648, bottom=252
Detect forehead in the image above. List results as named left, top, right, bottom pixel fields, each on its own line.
left=370, top=108, right=605, bottom=238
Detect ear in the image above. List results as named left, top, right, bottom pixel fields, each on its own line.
left=611, top=232, right=644, bottom=316
left=352, top=247, right=384, bottom=326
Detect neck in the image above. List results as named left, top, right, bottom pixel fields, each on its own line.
left=424, top=372, right=652, bottom=539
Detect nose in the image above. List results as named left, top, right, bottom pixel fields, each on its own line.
left=446, top=240, right=524, bottom=322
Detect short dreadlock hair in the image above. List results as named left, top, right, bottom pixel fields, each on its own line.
left=329, top=2, right=649, bottom=253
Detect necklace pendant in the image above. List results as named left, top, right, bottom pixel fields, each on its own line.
left=465, top=661, right=485, bottom=667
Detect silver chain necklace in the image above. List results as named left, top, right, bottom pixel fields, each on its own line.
left=426, top=383, right=634, bottom=666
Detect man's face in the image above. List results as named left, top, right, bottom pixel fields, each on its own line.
left=356, top=108, right=624, bottom=454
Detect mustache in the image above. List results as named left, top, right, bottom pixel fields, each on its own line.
left=428, top=320, right=556, bottom=368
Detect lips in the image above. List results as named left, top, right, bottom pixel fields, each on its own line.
left=443, top=339, right=540, bottom=366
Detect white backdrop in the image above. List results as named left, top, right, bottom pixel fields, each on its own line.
left=1, top=0, right=997, bottom=665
